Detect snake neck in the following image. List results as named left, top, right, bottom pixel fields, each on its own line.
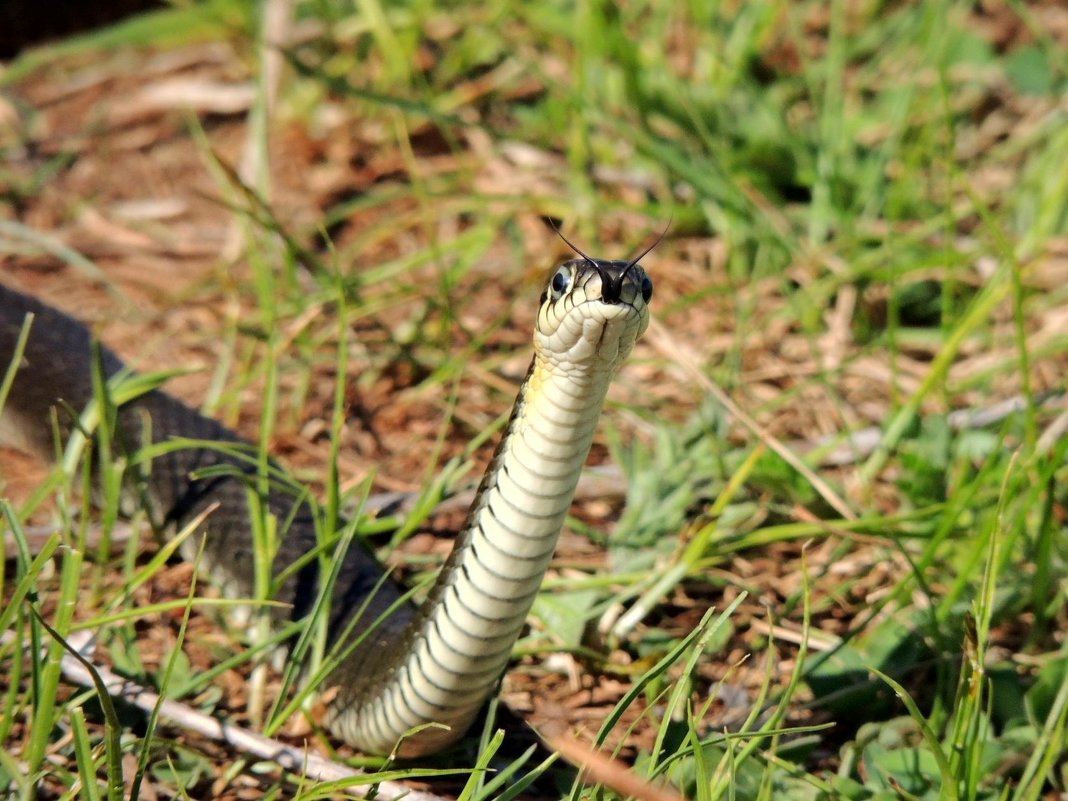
left=328, top=355, right=616, bottom=756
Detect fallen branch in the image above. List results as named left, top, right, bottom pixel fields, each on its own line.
left=0, top=629, right=446, bottom=801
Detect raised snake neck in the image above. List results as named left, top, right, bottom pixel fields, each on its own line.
left=0, top=259, right=651, bottom=756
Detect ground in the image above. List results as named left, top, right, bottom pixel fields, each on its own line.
left=2, top=2, right=1068, bottom=800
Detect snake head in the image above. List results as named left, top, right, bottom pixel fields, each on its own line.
left=535, top=257, right=652, bottom=372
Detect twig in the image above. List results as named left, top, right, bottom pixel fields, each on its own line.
left=544, top=733, right=686, bottom=801
left=0, top=629, right=446, bottom=801
left=644, top=321, right=1066, bottom=498
left=806, top=391, right=1065, bottom=466
left=646, top=318, right=859, bottom=520
left=221, top=0, right=294, bottom=263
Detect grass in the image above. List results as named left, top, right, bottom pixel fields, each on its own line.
left=2, top=0, right=1068, bottom=798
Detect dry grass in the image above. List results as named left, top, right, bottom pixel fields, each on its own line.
left=3, top=0, right=1068, bottom=798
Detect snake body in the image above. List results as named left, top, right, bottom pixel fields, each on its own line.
left=0, top=257, right=651, bottom=756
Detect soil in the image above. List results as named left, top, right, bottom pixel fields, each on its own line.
left=2, top=5, right=1068, bottom=797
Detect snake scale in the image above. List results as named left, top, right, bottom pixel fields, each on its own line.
left=0, top=255, right=652, bottom=756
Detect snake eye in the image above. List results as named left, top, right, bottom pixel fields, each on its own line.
left=549, top=266, right=571, bottom=300
left=640, top=275, right=653, bottom=303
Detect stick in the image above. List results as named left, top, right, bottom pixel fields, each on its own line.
left=0, top=629, right=446, bottom=800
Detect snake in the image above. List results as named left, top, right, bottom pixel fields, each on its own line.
left=0, top=253, right=652, bottom=757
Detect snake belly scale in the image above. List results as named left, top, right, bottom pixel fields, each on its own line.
left=0, top=257, right=651, bottom=756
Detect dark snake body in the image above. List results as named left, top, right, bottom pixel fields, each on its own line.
left=0, top=284, right=413, bottom=688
